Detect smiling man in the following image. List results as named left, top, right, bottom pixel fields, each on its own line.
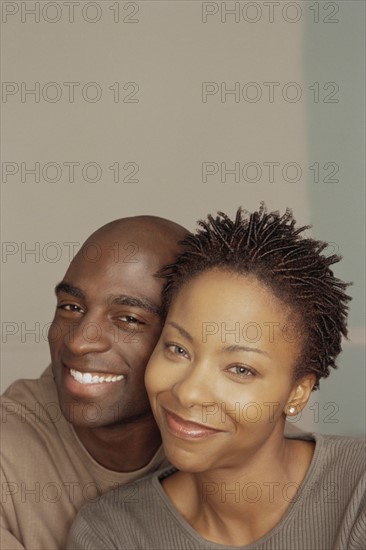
left=0, top=215, right=188, bottom=550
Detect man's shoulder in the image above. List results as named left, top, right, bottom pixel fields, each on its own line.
left=1, top=366, right=67, bottom=456
left=1, top=365, right=55, bottom=405
left=1, top=366, right=59, bottom=424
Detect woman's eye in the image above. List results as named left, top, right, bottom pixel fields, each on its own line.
left=227, top=365, right=254, bottom=378
left=165, top=344, right=189, bottom=359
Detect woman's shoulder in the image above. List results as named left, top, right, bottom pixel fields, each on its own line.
left=313, top=433, right=365, bottom=462
left=67, top=466, right=178, bottom=549
left=300, top=432, right=366, bottom=496
left=289, top=431, right=365, bottom=457
left=287, top=432, right=365, bottom=488
left=81, top=465, right=174, bottom=518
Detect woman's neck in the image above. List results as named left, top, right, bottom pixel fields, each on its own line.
left=163, top=436, right=315, bottom=547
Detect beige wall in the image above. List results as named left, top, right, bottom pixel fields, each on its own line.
left=1, top=1, right=365, bottom=435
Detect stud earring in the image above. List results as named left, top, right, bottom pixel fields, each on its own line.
left=288, top=406, right=296, bottom=415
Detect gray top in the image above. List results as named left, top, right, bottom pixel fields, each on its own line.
left=67, top=433, right=366, bottom=550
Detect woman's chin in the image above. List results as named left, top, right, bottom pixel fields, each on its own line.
left=164, top=444, right=213, bottom=473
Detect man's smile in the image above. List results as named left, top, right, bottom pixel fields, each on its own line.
left=69, top=368, right=125, bottom=385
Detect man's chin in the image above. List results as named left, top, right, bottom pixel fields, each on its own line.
left=58, top=400, right=101, bottom=426
left=58, top=400, right=137, bottom=429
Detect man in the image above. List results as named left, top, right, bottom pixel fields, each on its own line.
left=1, top=216, right=188, bottom=550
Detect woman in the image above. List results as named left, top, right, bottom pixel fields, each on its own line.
left=68, top=205, right=365, bottom=549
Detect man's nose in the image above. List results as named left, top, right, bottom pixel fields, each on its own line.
left=63, top=314, right=111, bottom=356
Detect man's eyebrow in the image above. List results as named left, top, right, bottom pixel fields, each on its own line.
left=111, top=295, right=162, bottom=317
left=223, top=344, right=269, bottom=357
left=55, top=282, right=85, bottom=299
left=166, top=321, right=193, bottom=342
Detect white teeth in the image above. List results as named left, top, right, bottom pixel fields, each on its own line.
left=70, top=369, right=124, bottom=385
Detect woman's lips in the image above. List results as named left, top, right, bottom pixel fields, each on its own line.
left=163, top=409, right=223, bottom=440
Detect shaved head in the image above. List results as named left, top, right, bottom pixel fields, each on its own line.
left=73, top=215, right=188, bottom=271
left=88, top=215, right=187, bottom=240
left=49, top=214, right=189, bottom=432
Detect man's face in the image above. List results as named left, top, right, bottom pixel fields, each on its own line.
left=49, top=235, right=168, bottom=428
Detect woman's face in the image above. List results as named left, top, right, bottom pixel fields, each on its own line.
left=145, top=269, right=312, bottom=472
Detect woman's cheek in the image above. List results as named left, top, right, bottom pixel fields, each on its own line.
left=144, top=352, right=163, bottom=395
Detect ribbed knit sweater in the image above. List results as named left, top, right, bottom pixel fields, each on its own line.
left=67, top=433, right=366, bottom=550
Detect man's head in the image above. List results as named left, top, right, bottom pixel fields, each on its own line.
left=49, top=216, right=188, bottom=428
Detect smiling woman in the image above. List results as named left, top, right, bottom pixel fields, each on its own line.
left=67, top=205, right=365, bottom=550
left=146, top=271, right=315, bottom=477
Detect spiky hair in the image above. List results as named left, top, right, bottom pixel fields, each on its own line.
left=161, top=204, right=351, bottom=389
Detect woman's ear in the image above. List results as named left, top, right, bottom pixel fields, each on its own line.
left=284, top=373, right=316, bottom=416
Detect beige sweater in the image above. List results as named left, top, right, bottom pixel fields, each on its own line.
left=0, top=367, right=166, bottom=550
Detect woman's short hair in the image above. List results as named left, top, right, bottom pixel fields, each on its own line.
left=161, top=204, right=351, bottom=389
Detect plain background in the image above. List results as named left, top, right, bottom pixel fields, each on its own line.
left=1, top=1, right=365, bottom=436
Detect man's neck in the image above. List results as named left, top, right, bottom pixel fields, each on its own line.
left=74, top=414, right=162, bottom=472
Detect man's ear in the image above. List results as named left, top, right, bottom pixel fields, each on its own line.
left=284, top=373, right=316, bottom=416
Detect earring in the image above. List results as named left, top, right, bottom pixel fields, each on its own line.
left=288, top=406, right=296, bottom=415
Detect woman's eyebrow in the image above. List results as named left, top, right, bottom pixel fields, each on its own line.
left=223, top=344, right=269, bottom=357
left=166, top=321, right=193, bottom=342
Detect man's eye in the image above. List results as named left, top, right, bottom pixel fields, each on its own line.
left=57, top=304, right=82, bottom=313
left=227, top=365, right=255, bottom=378
left=119, top=315, right=142, bottom=325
